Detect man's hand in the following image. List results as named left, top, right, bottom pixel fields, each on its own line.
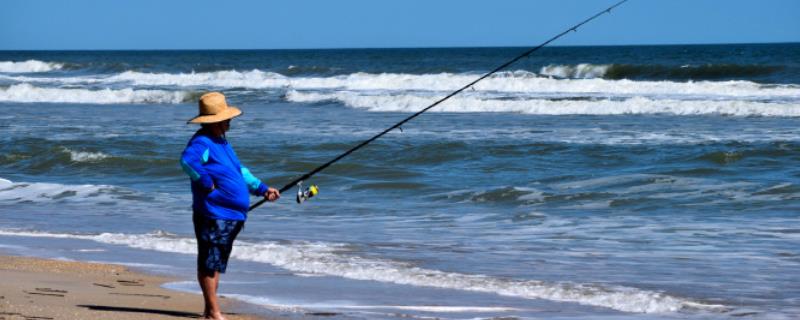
left=264, top=187, right=280, bottom=202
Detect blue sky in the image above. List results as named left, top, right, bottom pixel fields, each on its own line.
left=1, top=0, right=798, bottom=50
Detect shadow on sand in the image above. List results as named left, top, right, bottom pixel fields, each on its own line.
left=77, top=304, right=201, bottom=318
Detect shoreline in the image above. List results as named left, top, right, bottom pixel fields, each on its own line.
left=0, top=254, right=276, bottom=320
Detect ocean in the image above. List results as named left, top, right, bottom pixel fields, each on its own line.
left=0, top=43, right=799, bottom=319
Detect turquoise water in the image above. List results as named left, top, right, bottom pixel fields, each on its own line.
left=1, top=44, right=799, bottom=319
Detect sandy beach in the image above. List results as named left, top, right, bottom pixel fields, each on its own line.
left=0, top=255, right=271, bottom=320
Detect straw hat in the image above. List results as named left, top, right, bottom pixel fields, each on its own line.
left=187, top=92, right=242, bottom=124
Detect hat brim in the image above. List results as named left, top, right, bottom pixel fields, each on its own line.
left=187, top=106, right=242, bottom=124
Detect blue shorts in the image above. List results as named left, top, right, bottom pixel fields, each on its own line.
left=193, top=214, right=244, bottom=273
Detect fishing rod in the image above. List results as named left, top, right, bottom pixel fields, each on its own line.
left=250, top=0, right=628, bottom=211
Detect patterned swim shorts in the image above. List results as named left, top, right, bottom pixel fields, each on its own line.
left=193, top=214, right=244, bottom=273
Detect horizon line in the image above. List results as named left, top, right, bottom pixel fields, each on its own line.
left=1, top=41, right=798, bottom=52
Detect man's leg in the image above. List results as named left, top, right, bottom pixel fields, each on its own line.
left=195, top=217, right=242, bottom=320
left=198, top=269, right=225, bottom=319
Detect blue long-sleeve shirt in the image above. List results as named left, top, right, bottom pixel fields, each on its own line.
left=180, top=130, right=268, bottom=221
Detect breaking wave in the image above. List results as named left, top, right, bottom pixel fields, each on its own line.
left=144, top=70, right=794, bottom=97
left=60, top=147, right=110, bottom=162
left=286, top=91, right=800, bottom=117
left=0, top=229, right=726, bottom=314
left=0, top=83, right=191, bottom=104
left=106, top=69, right=289, bottom=88
left=0, top=178, right=133, bottom=204
left=0, top=60, right=63, bottom=73
left=539, top=63, right=610, bottom=79
left=6, top=70, right=794, bottom=99
left=2, top=68, right=797, bottom=110
left=539, top=63, right=785, bottom=80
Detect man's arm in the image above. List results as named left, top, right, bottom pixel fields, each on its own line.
left=240, top=167, right=268, bottom=196
left=241, top=167, right=280, bottom=201
left=180, top=142, right=215, bottom=192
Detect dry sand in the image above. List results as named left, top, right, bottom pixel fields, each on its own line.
left=0, top=255, right=274, bottom=320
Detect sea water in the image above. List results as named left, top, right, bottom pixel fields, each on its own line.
left=1, top=44, right=799, bottom=319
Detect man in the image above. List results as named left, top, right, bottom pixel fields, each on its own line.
left=180, top=92, right=280, bottom=320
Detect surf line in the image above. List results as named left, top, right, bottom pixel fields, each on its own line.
left=249, top=0, right=629, bottom=211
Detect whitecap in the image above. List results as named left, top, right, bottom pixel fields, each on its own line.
left=0, top=83, right=190, bottom=104
left=539, top=63, right=611, bottom=79
left=107, top=69, right=289, bottom=88
left=6, top=69, right=795, bottom=100
left=0, top=177, right=131, bottom=204
left=60, top=147, right=110, bottom=162
left=286, top=90, right=800, bottom=117
left=0, top=60, right=63, bottom=73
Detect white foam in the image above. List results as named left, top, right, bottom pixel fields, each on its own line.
left=60, top=147, right=110, bottom=162
left=260, top=70, right=793, bottom=98
left=0, top=229, right=725, bottom=314
left=337, top=305, right=527, bottom=312
left=0, top=177, right=129, bottom=204
left=0, top=83, right=190, bottom=104
left=107, top=69, right=290, bottom=88
left=286, top=91, right=800, bottom=117
left=172, top=290, right=526, bottom=315
left=0, top=60, right=63, bottom=73
left=213, top=293, right=308, bottom=313
left=540, top=64, right=610, bottom=79
left=1, top=69, right=797, bottom=113
left=0, top=73, right=102, bottom=85
left=74, top=248, right=107, bottom=252
left=13, top=69, right=791, bottom=100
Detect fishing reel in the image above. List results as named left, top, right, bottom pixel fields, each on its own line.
left=296, top=181, right=319, bottom=204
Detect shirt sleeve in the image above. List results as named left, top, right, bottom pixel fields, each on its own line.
left=241, top=167, right=268, bottom=196
left=180, top=140, right=215, bottom=192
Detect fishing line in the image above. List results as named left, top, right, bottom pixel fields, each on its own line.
left=250, top=0, right=628, bottom=211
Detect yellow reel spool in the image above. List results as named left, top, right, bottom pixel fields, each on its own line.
left=296, top=182, right=319, bottom=204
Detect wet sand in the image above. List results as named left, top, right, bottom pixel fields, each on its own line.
left=0, top=255, right=272, bottom=320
